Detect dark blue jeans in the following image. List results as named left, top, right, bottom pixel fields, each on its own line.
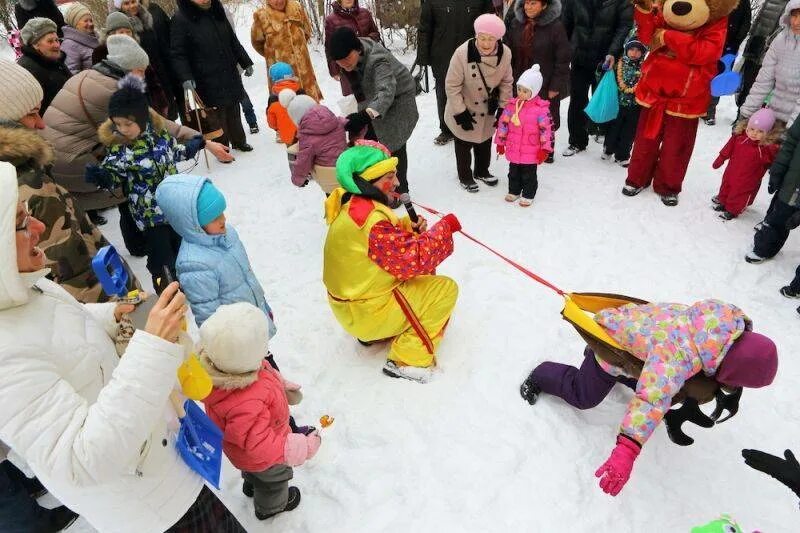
left=241, top=91, right=257, bottom=128
left=0, top=461, right=40, bottom=533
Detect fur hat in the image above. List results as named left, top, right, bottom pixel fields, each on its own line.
left=285, top=91, right=317, bottom=126
left=329, top=27, right=362, bottom=61
left=104, top=11, right=135, bottom=36
left=20, top=17, right=57, bottom=46
left=106, top=34, right=149, bottom=71
left=269, top=62, right=295, bottom=83
left=473, top=13, right=506, bottom=39
left=748, top=108, right=776, bottom=132
left=0, top=58, right=44, bottom=121
left=65, top=3, right=92, bottom=29
left=108, top=74, right=150, bottom=131
left=517, top=64, right=543, bottom=95
left=716, top=331, right=778, bottom=388
left=199, top=302, right=269, bottom=378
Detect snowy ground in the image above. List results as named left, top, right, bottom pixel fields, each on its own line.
left=8, top=9, right=799, bottom=532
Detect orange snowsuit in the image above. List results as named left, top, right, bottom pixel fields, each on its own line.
left=267, top=79, right=304, bottom=145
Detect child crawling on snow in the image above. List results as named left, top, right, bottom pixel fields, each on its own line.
left=494, top=65, right=553, bottom=207
left=711, top=108, right=782, bottom=220
left=520, top=299, right=778, bottom=496
left=199, top=303, right=320, bottom=520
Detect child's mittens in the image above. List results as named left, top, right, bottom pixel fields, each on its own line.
left=712, top=155, right=725, bottom=169
left=283, top=431, right=321, bottom=466
left=280, top=373, right=303, bottom=405
left=496, top=145, right=505, bottom=156
left=594, top=435, right=641, bottom=496
left=85, top=164, right=113, bottom=189
left=536, top=149, right=550, bottom=164
left=184, top=135, right=206, bottom=158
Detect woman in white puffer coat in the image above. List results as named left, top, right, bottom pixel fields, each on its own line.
left=0, top=162, right=245, bottom=532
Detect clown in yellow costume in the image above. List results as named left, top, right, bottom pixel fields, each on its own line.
left=323, top=141, right=460, bottom=383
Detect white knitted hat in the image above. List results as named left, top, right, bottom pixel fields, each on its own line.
left=106, top=34, right=149, bottom=71
left=199, top=303, right=269, bottom=375
left=0, top=58, right=44, bottom=121
left=517, top=64, right=543, bottom=96
left=287, top=94, right=317, bottom=126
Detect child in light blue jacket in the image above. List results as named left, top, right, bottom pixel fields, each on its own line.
left=155, top=174, right=276, bottom=335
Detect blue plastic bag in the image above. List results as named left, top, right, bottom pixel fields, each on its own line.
left=711, top=54, right=742, bottom=97
left=584, top=70, right=619, bottom=123
left=176, top=400, right=223, bottom=489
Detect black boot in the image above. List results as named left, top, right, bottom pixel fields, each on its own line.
left=35, top=505, right=79, bottom=533
left=520, top=372, right=541, bottom=405
left=255, top=487, right=301, bottom=520
left=242, top=480, right=254, bottom=498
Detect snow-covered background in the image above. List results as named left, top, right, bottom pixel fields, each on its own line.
left=7, top=4, right=799, bottom=530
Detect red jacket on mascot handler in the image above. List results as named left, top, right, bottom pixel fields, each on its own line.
left=322, top=140, right=460, bottom=384
left=623, top=0, right=739, bottom=204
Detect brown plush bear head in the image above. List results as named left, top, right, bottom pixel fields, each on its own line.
left=662, top=0, right=739, bottom=31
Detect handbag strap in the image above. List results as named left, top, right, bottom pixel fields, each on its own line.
left=77, top=73, right=99, bottom=130
left=475, top=59, right=494, bottom=97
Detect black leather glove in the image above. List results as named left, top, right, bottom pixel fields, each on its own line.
left=345, top=110, right=371, bottom=137
left=454, top=109, right=476, bottom=131
left=85, top=164, right=113, bottom=190
left=742, top=448, right=800, bottom=499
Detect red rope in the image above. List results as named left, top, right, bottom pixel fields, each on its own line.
left=411, top=201, right=565, bottom=296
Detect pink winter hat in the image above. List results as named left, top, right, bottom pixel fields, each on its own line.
left=474, top=14, right=506, bottom=40
left=748, top=108, right=776, bottom=131
left=716, top=331, right=778, bottom=388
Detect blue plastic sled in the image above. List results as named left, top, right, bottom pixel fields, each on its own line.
left=711, top=54, right=742, bottom=97
left=584, top=70, right=619, bottom=123
left=176, top=400, right=223, bottom=489
left=91, top=245, right=128, bottom=297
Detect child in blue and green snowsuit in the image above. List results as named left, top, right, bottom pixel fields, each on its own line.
left=603, top=39, right=647, bottom=166
left=86, top=74, right=204, bottom=291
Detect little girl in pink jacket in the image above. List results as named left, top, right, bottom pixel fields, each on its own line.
left=494, top=65, right=553, bottom=207
left=199, top=303, right=320, bottom=520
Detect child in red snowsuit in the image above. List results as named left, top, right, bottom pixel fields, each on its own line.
left=199, top=303, right=320, bottom=520
left=712, top=108, right=781, bottom=220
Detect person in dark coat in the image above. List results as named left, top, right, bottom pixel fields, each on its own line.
left=330, top=27, right=419, bottom=200
left=171, top=0, right=254, bottom=151
left=504, top=0, right=570, bottom=163
left=705, top=0, right=752, bottom=124
left=416, top=0, right=494, bottom=146
left=324, top=0, right=381, bottom=97
left=14, top=0, right=65, bottom=38
left=738, top=0, right=791, bottom=108
left=561, top=0, right=632, bottom=157
left=17, top=18, right=72, bottom=115
left=745, top=116, right=800, bottom=264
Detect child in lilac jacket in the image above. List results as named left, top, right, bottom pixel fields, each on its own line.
left=285, top=92, right=347, bottom=195
left=520, top=299, right=779, bottom=497
left=494, top=65, right=553, bottom=207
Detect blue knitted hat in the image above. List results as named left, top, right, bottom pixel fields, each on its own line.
left=268, top=62, right=294, bottom=82
left=196, top=181, right=227, bottom=227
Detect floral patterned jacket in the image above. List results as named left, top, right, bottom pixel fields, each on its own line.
left=594, top=300, right=750, bottom=446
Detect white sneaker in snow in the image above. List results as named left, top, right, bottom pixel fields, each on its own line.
left=615, top=158, right=630, bottom=168
left=562, top=145, right=585, bottom=157
left=600, top=152, right=612, bottom=161
left=745, top=250, right=766, bottom=264
left=382, top=360, right=432, bottom=383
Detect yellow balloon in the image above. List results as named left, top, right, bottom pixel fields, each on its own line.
left=178, top=354, right=213, bottom=400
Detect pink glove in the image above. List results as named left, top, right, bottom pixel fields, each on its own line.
left=284, top=433, right=313, bottom=466
left=280, top=373, right=303, bottom=405
left=305, top=430, right=321, bottom=460
left=594, top=435, right=641, bottom=496
left=280, top=374, right=301, bottom=392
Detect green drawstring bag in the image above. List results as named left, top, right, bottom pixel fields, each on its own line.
left=584, top=69, right=620, bottom=123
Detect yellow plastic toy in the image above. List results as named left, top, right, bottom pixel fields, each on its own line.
left=178, top=354, right=213, bottom=400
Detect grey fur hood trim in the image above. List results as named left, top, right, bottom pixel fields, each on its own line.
left=514, top=0, right=562, bottom=26
left=199, top=351, right=260, bottom=390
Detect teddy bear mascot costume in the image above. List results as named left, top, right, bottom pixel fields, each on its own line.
left=322, top=140, right=460, bottom=384
left=622, top=0, right=740, bottom=206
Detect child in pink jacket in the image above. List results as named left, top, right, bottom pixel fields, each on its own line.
left=711, top=108, right=782, bottom=220
left=199, top=303, right=321, bottom=520
left=284, top=91, right=347, bottom=195
left=494, top=65, right=553, bottom=207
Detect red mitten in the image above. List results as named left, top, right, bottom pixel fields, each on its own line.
left=537, top=149, right=550, bottom=164
left=594, top=435, right=641, bottom=496
left=441, top=213, right=461, bottom=233
left=712, top=156, right=724, bottom=169
left=496, top=144, right=505, bottom=156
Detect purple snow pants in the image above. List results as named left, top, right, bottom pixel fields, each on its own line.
left=531, top=347, right=637, bottom=409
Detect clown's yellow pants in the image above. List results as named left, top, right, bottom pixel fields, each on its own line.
left=328, top=275, right=458, bottom=367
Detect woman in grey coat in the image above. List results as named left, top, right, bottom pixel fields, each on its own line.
left=329, top=27, right=419, bottom=199
left=740, top=1, right=800, bottom=126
